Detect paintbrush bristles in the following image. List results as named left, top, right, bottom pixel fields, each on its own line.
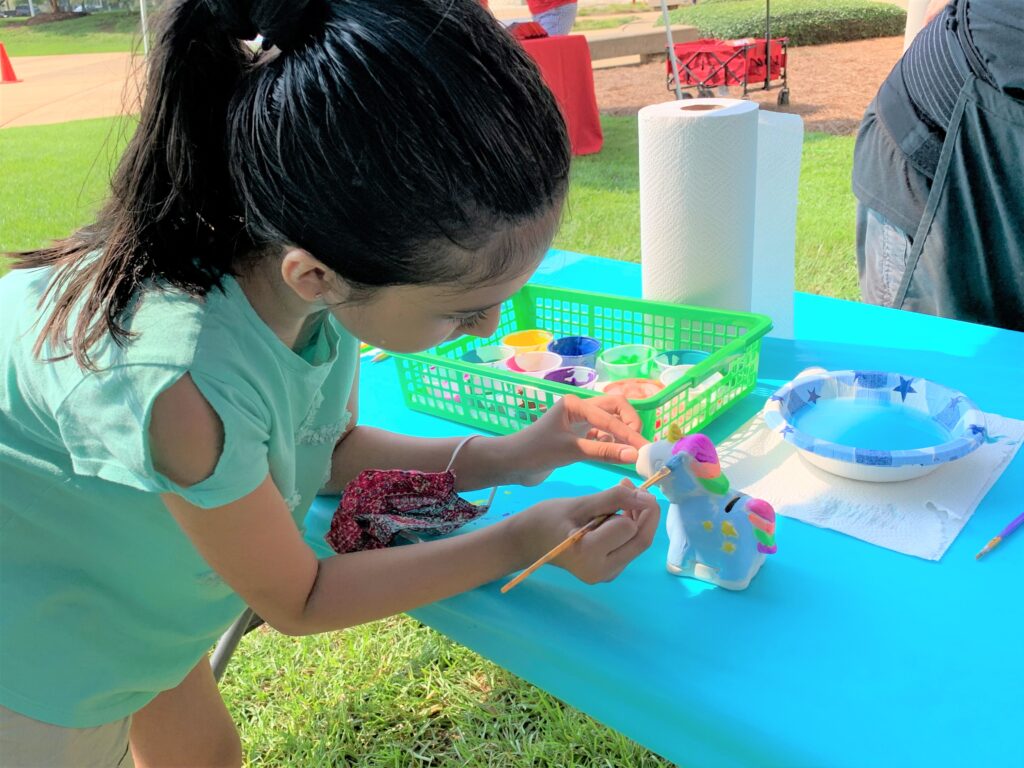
left=500, top=463, right=674, bottom=594
left=638, top=464, right=672, bottom=491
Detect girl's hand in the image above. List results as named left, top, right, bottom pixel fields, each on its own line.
left=512, top=481, right=660, bottom=584
left=503, top=394, right=649, bottom=486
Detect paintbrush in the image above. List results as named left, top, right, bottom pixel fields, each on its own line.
left=500, top=459, right=677, bottom=594
left=975, top=511, right=1024, bottom=560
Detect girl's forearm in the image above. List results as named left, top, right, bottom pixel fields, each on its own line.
left=295, top=516, right=530, bottom=634
left=323, top=425, right=518, bottom=492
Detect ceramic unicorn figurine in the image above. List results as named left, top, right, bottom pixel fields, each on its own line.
left=636, top=430, right=777, bottom=590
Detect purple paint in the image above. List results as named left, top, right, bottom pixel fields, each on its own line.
left=672, top=434, right=719, bottom=465
left=543, top=366, right=598, bottom=388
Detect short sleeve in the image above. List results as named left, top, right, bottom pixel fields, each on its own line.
left=55, top=364, right=271, bottom=509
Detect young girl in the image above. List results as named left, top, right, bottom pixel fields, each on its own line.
left=0, top=0, right=659, bottom=765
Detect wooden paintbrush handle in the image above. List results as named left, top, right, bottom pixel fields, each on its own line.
left=501, top=465, right=671, bottom=594
left=500, top=514, right=612, bottom=594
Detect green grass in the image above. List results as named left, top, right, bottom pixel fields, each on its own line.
left=554, top=116, right=859, bottom=300
left=0, top=116, right=134, bottom=261
left=572, top=15, right=640, bottom=31
left=0, top=114, right=860, bottom=762
left=0, top=10, right=141, bottom=57
left=0, top=115, right=859, bottom=295
left=667, top=0, right=906, bottom=46
left=576, top=3, right=643, bottom=16
left=221, top=617, right=672, bottom=766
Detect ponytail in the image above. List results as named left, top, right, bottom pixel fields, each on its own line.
left=13, top=0, right=255, bottom=367
left=13, top=0, right=570, bottom=368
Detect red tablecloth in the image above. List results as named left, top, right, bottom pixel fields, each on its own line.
left=521, top=35, right=603, bottom=156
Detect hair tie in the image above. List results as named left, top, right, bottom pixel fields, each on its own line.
left=205, top=0, right=325, bottom=51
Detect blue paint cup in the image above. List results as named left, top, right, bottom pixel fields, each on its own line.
left=654, top=349, right=711, bottom=374
left=547, top=335, right=601, bottom=369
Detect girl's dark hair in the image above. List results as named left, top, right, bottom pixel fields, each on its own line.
left=14, top=0, right=570, bottom=367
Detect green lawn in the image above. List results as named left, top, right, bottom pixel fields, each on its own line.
left=554, top=116, right=859, bottom=300
left=572, top=15, right=640, bottom=32
left=0, top=10, right=141, bottom=57
left=2, top=115, right=859, bottom=299
left=667, top=0, right=906, bottom=46
left=576, top=3, right=642, bottom=17
left=222, top=616, right=672, bottom=766
left=0, top=115, right=858, bottom=762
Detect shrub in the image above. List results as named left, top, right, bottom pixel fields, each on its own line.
left=667, top=0, right=906, bottom=46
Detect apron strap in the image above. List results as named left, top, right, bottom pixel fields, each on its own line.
left=893, top=76, right=974, bottom=310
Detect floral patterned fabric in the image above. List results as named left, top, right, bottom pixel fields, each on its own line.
left=325, top=469, right=488, bottom=554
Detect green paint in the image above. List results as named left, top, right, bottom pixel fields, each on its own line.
left=754, top=528, right=774, bottom=546
left=698, top=474, right=730, bottom=496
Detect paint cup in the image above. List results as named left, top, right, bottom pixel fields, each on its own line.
left=543, top=366, right=599, bottom=389
left=596, top=344, right=656, bottom=380
left=460, top=345, right=514, bottom=410
left=654, top=349, right=712, bottom=374
left=506, top=351, right=562, bottom=377
left=660, top=365, right=724, bottom=395
left=659, top=365, right=694, bottom=387
left=502, top=329, right=554, bottom=355
left=461, top=345, right=514, bottom=368
left=547, top=336, right=601, bottom=369
left=601, top=377, right=664, bottom=400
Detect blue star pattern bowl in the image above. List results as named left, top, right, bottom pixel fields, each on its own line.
left=762, top=369, right=987, bottom=482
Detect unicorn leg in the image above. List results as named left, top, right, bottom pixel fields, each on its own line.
left=665, top=504, right=695, bottom=574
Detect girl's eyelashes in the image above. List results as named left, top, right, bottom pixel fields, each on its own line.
left=453, top=309, right=490, bottom=328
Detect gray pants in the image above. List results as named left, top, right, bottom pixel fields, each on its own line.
left=856, top=204, right=913, bottom=308
left=533, top=2, right=578, bottom=36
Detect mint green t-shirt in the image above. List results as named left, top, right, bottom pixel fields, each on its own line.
left=0, top=267, right=358, bottom=727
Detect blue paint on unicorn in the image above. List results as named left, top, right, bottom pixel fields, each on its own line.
left=637, top=433, right=777, bottom=591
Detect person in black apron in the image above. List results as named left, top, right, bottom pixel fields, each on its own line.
left=852, top=0, right=1024, bottom=331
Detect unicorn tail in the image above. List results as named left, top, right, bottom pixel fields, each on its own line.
left=747, top=499, right=777, bottom=555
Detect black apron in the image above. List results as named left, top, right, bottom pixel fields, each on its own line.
left=892, top=3, right=1024, bottom=331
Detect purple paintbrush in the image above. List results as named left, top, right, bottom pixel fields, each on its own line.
left=975, top=511, right=1024, bottom=560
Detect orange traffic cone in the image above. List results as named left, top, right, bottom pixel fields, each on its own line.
left=1, top=43, right=20, bottom=84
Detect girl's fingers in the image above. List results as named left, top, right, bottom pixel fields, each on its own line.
left=603, top=502, right=660, bottom=570
left=592, top=395, right=644, bottom=433
left=579, top=513, right=641, bottom=554
left=576, top=481, right=658, bottom=552
left=575, top=435, right=639, bottom=464
left=565, top=396, right=647, bottom=449
left=569, top=484, right=652, bottom=527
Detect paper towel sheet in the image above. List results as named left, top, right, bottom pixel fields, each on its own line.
left=640, top=99, right=804, bottom=335
left=716, top=413, right=1024, bottom=560
left=640, top=99, right=759, bottom=313
left=752, top=111, right=803, bottom=338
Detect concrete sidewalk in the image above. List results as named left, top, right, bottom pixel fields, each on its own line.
left=0, top=52, right=143, bottom=129
left=0, top=2, right=676, bottom=129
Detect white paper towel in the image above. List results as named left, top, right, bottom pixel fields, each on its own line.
left=639, top=99, right=804, bottom=335
left=640, top=99, right=759, bottom=313
left=752, top=111, right=804, bottom=338
left=716, top=413, right=1024, bottom=561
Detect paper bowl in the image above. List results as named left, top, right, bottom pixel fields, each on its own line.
left=762, top=369, right=987, bottom=482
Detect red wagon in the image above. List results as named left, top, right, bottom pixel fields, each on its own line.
left=666, top=36, right=790, bottom=104
left=660, top=0, right=791, bottom=105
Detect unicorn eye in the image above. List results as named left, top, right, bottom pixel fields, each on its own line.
left=724, top=495, right=741, bottom=513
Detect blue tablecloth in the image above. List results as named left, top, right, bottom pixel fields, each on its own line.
left=305, top=251, right=1024, bottom=768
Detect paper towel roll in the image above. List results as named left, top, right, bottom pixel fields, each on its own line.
left=640, top=99, right=804, bottom=335
left=752, top=111, right=804, bottom=338
left=639, top=99, right=760, bottom=313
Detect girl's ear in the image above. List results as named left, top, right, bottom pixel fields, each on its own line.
left=280, top=248, right=335, bottom=303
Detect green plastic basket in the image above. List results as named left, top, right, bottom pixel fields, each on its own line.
left=391, top=284, right=772, bottom=442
